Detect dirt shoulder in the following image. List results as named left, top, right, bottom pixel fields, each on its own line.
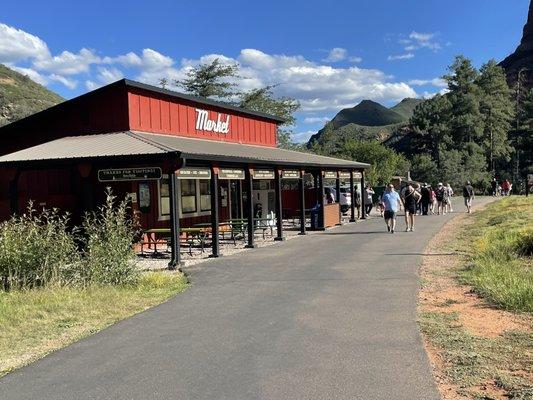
left=418, top=199, right=533, bottom=400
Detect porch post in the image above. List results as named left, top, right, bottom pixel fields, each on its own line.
left=245, top=167, right=256, bottom=248
left=168, top=167, right=181, bottom=269
left=237, top=179, right=244, bottom=219
left=318, top=171, right=325, bottom=229
left=349, top=170, right=356, bottom=222
left=210, top=166, right=220, bottom=257
left=360, top=169, right=367, bottom=219
left=335, top=172, right=341, bottom=223
left=274, top=167, right=284, bottom=241
left=298, top=170, right=307, bottom=235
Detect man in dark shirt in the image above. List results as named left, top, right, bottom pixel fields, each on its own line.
left=462, top=181, right=475, bottom=213
left=420, top=183, right=430, bottom=215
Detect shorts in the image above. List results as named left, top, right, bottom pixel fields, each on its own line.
left=464, top=197, right=472, bottom=207
left=384, top=210, right=396, bottom=219
left=405, top=206, right=416, bottom=214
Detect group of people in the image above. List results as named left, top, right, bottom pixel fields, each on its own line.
left=490, top=178, right=513, bottom=196
left=365, top=181, right=475, bottom=234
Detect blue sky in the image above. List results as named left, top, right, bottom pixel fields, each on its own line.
left=0, top=0, right=529, bottom=142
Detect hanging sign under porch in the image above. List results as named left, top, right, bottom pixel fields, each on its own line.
left=176, top=167, right=211, bottom=179
left=281, top=170, right=300, bottom=179
left=323, top=171, right=337, bottom=179
left=338, top=171, right=351, bottom=179
left=218, top=168, right=245, bottom=180
left=253, top=169, right=275, bottom=179
left=353, top=172, right=362, bottom=179
left=98, top=167, right=162, bottom=182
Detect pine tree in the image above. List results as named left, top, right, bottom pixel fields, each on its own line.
left=476, top=60, right=514, bottom=173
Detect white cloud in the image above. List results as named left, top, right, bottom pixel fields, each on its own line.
left=388, top=53, right=414, bottom=61
left=349, top=56, right=362, bottom=63
left=398, top=31, right=442, bottom=53
left=322, top=47, right=347, bottom=62
left=49, top=74, right=77, bottom=89
left=0, top=23, right=50, bottom=63
left=408, top=78, right=447, bottom=88
left=303, top=116, right=330, bottom=124
left=33, top=48, right=100, bottom=75
left=292, top=130, right=317, bottom=143
left=96, top=67, right=123, bottom=84
left=421, top=88, right=449, bottom=98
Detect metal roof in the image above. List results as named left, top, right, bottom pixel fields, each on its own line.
left=0, top=131, right=370, bottom=170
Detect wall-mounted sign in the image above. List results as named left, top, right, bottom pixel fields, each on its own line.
left=218, top=168, right=245, bottom=180
left=195, top=108, right=230, bottom=134
left=338, top=171, right=351, bottom=179
left=253, top=169, right=275, bottom=179
left=353, top=172, right=363, bottom=179
left=98, top=167, right=162, bottom=182
left=282, top=170, right=300, bottom=179
left=323, top=171, right=337, bottom=179
left=176, top=167, right=211, bottom=179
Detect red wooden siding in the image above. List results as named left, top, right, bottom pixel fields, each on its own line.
left=127, top=89, right=277, bottom=147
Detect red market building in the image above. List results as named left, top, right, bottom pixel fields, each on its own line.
left=0, top=79, right=369, bottom=267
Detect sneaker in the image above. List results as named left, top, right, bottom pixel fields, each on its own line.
left=387, top=225, right=391, bottom=232
left=391, top=229, right=395, bottom=234
left=410, top=227, right=414, bottom=232
left=405, top=227, right=410, bottom=232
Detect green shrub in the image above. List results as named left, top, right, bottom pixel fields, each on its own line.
left=81, top=190, right=139, bottom=285
left=0, top=204, right=80, bottom=289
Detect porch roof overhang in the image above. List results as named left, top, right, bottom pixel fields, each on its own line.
left=0, top=130, right=370, bottom=170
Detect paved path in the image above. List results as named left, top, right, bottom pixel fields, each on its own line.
left=1, top=204, right=484, bottom=400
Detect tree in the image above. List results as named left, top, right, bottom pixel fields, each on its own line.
left=443, top=55, right=483, bottom=144
left=238, top=86, right=300, bottom=149
left=476, top=60, right=514, bottom=173
left=410, top=94, right=452, bottom=168
left=175, top=58, right=239, bottom=99
left=409, top=154, right=438, bottom=184
left=339, top=140, right=408, bottom=186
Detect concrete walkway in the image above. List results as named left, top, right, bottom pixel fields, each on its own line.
left=0, top=206, right=477, bottom=400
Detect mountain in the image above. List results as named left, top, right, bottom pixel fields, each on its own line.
left=500, top=0, right=533, bottom=90
left=0, top=64, right=64, bottom=127
left=329, top=99, right=405, bottom=129
left=307, top=98, right=423, bottom=147
left=389, top=98, right=424, bottom=120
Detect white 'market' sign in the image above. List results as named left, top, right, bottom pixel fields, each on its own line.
left=195, top=108, right=230, bottom=133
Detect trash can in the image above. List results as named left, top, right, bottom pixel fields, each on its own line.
left=310, top=203, right=320, bottom=230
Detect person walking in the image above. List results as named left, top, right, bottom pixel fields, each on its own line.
left=462, top=181, right=475, bottom=213
left=364, top=185, right=375, bottom=215
left=491, top=178, right=498, bottom=197
left=381, top=184, right=402, bottom=233
left=502, top=179, right=511, bottom=196
left=401, top=183, right=421, bottom=232
left=354, top=186, right=361, bottom=219
left=429, top=185, right=437, bottom=214
left=445, top=183, right=454, bottom=213
left=420, top=183, right=430, bottom=215
left=435, top=183, right=448, bottom=215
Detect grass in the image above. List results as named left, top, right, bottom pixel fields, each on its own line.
left=459, top=196, right=533, bottom=312
left=0, top=272, right=187, bottom=376
left=420, top=311, right=533, bottom=399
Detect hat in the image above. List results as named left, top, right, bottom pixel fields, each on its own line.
left=438, top=182, right=443, bottom=186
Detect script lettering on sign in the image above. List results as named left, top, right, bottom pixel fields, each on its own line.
left=195, top=109, right=230, bottom=134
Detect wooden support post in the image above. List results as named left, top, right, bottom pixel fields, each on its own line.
left=349, top=170, right=356, bottom=222
left=168, top=168, right=181, bottom=269
left=318, top=171, right=325, bottom=229
left=335, top=173, right=341, bottom=223
left=298, top=170, right=307, bottom=235
left=274, top=168, right=284, bottom=241
left=245, top=168, right=256, bottom=248
left=237, top=179, right=244, bottom=218
left=210, top=166, right=220, bottom=257
left=360, top=169, right=367, bottom=219
left=8, top=169, right=20, bottom=215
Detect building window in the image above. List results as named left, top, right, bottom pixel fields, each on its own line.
left=181, top=179, right=197, bottom=213
left=159, top=178, right=170, bottom=217
left=199, top=180, right=211, bottom=211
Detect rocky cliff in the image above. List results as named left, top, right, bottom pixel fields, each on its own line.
left=500, top=0, right=533, bottom=90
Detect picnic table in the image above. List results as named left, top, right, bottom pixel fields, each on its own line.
left=142, top=227, right=208, bottom=256
left=225, top=217, right=275, bottom=239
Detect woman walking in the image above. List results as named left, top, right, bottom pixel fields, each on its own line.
left=364, top=185, right=375, bottom=216
left=401, top=183, right=421, bottom=231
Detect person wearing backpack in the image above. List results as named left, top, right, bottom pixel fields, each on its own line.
left=435, top=183, right=448, bottom=215
left=462, top=181, right=475, bottom=213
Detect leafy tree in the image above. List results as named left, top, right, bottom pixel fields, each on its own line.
left=476, top=60, right=514, bottom=173
left=409, top=154, right=438, bottom=184
left=175, top=58, right=239, bottom=99
left=335, top=140, right=408, bottom=186
left=238, top=86, right=300, bottom=149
